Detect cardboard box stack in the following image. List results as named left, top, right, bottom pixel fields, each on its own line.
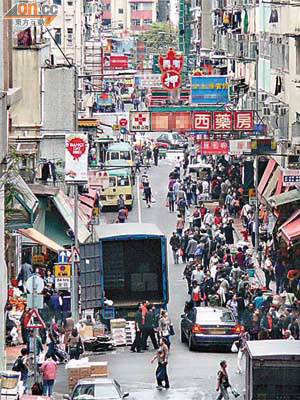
left=67, top=358, right=108, bottom=389
left=110, top=319, right=126, bottom=346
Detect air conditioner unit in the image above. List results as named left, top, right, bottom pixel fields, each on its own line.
left=277, top=37, right=282, bottom=44
left=263, top=107, right=271, bottom=116
left=249, top=90, right=256, bottom=98
left=258, top=93, right=268, bottom=102
left=272, top=103, right=280, bottom=113
left=294, top=145, right=300, bottom=155
left=279, top=106, right=288, bottom=116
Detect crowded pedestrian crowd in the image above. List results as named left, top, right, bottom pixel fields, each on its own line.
left=167, top=152, right=300, bottom=348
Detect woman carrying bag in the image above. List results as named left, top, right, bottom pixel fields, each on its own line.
left=158, top=310, right=174, bottom=350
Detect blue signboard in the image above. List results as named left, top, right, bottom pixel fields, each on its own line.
left=190, top=75, right=229, bottom=105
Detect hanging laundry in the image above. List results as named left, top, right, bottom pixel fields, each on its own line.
left=274, top=76, right=282, bottom=95
left=269, top=8, right=279, bottom=23
left=243, top=8, right=249, bottom=34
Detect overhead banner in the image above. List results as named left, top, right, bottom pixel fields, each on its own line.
left=229, top=139, right=252, bottom=154
left=65, top=133, right=88, bottom=183
left=190, top=75, right=229, bottom=105
left=151, top=112, right=191, bottom=131
left=196, top=140, right=229, bottom=155
left=130, top=112, right=150, bottom=132
left=282, top=169, right=300, bottom=187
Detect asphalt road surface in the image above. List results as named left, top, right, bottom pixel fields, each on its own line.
left=53, top=152, right=244, bottom=399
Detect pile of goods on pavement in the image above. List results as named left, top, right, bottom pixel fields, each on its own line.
left=66, top=358, right=108, bottom=389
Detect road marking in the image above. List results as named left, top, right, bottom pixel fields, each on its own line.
left=137, top=175, right=142, bottom=223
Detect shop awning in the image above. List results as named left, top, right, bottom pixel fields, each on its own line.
left=258, top=159, right=276, bottom=196
left=17, top=228, right=65, bottom=253
left=275, top=170, right=283, bottom=195
left=52, top=191, right=91, bottom=243
left=268, top=188, right=300, bottom=208
left=279, top=218, right=300, bottom=244
left=263, top=167, right=280, bottom=200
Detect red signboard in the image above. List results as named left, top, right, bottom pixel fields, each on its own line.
left=119, top=118, right=128, bottom=127
left=213, top=111, right=233, bottom=131
left=151, top=112, right=191, bottom=131
left=234, top=111, right=253, bottom=131
left=159, top=48, right=184, bottom=92
left=110, top=55, right=128, bottom=69
left=193, top=112, right=213, bottom=131
left=196, top=140, right=229, bottom=155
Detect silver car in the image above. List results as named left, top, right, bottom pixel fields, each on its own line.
left=64, top=378, right=129, bottom=400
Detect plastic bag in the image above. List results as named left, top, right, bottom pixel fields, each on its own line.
left=231, top=388, right=240, bottom=398
left=165, top=199, right=169, bottom=208
left=231, top=341, right=238, bottom=353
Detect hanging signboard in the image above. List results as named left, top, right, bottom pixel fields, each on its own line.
left=129, top=112, right=151, bottom=131
left=196, top=140, right=229, bottom=155
left=229, top=139, right=252, bottom=154
left=158, top=48, right=184, bottom=91
left=55, top=277, right=71, bottom=290
left=190, top=75, right=229, bottom=105
left=192, top=111, right=254, bottom=132
left=88, top=170, right=110, bottom=188
left=65, top=133, right=88, bottom=184
left=54, top=263, right=71, bottom=278
left=151, top=112, right=192, bottom=131
left=282, top=169, right=300, bottom=187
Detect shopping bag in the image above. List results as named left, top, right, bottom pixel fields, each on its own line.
left=165, top=199, right=169, bottom=208
left=179, top=248, right=183, bottom=257
left=169, top=324, right=175, bottom=336
left=231, top=388, right=241, bottom=398
left=151, top=197, right=156, bottom=203
left=231, top=341, right=238, bottom=353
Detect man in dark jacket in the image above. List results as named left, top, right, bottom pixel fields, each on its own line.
left=130, top=303, right=144, bottom=353
left=170, top=232, right=180, bottom=264
left=142, top=304, right=158, bottom=350
left=275, top=259, right=285, bottom=294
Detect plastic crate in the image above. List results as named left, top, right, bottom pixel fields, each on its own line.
left=102, top=307, right=115, bottom=320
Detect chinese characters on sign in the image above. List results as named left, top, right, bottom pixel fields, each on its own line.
left=194, top=112, right=212, bottom=131
left=130, top=112, right=150, bottom=131
left=159, top=48, right=184, bottom=92
left=282, top=170, right=300, bottom=187
left=213, top=112, right=233, bottom=131
left=191, top=75, right=229, bottom=104
left=195, top=141, right=229, bottom=155
left=234, top=111, right=253, bottom=131
left=192, top=111, right=253, bottom=132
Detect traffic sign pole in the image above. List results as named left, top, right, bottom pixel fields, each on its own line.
left=33, top=275, right=37, bottom=383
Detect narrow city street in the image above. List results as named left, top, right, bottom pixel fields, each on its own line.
left=52, top=153, right=243, bottom=399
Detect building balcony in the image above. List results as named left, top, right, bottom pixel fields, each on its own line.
left=131, top=9, right=152, bottom=18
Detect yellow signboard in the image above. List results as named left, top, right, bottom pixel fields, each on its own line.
left=32, top=255, right=45, bottom=265
left=55, top=264, right=71, bottom=278
left=249, top=188, right=256, bottom=199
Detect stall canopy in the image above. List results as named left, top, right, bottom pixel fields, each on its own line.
left=17, top=228, right=65, bottom=253
left=279, top=211, right=300, bottom=244
left=268, top=188, right=300, bottom=208
left=52, top=191, right=91, bottom=243
left=275, top=170, right=283, bottom=196
left=257, top=159, right=276, bottom=196
left=263, top=167, right=280, bottom=200
left=5, top=173, right=39, bottom=230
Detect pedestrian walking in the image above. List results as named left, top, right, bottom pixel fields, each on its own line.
left=158, top=310, right=172, bottom=349
left=68, top=328, right=82, bottom=360
left=236, top=327, right=250, bottom=374
left=153, top=147, right=159, bottom=166
left=12, top=348, right=29, bottom=393
left=166, top=187, right=176, bottom=212
left=142, top=304, right=159, bottom=350
left=169, top=232, right=180, bottom=264
left=40, top=354, right=57, bottom=397
left=117, top=207, right=127, bottom=223
left=151, top=338, right=170, bottom=390
left=216, top=360, right=231, bottom=400
left=144, top=184, right=152, bottom=208
left=130, top=303, right=144, bottom=353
